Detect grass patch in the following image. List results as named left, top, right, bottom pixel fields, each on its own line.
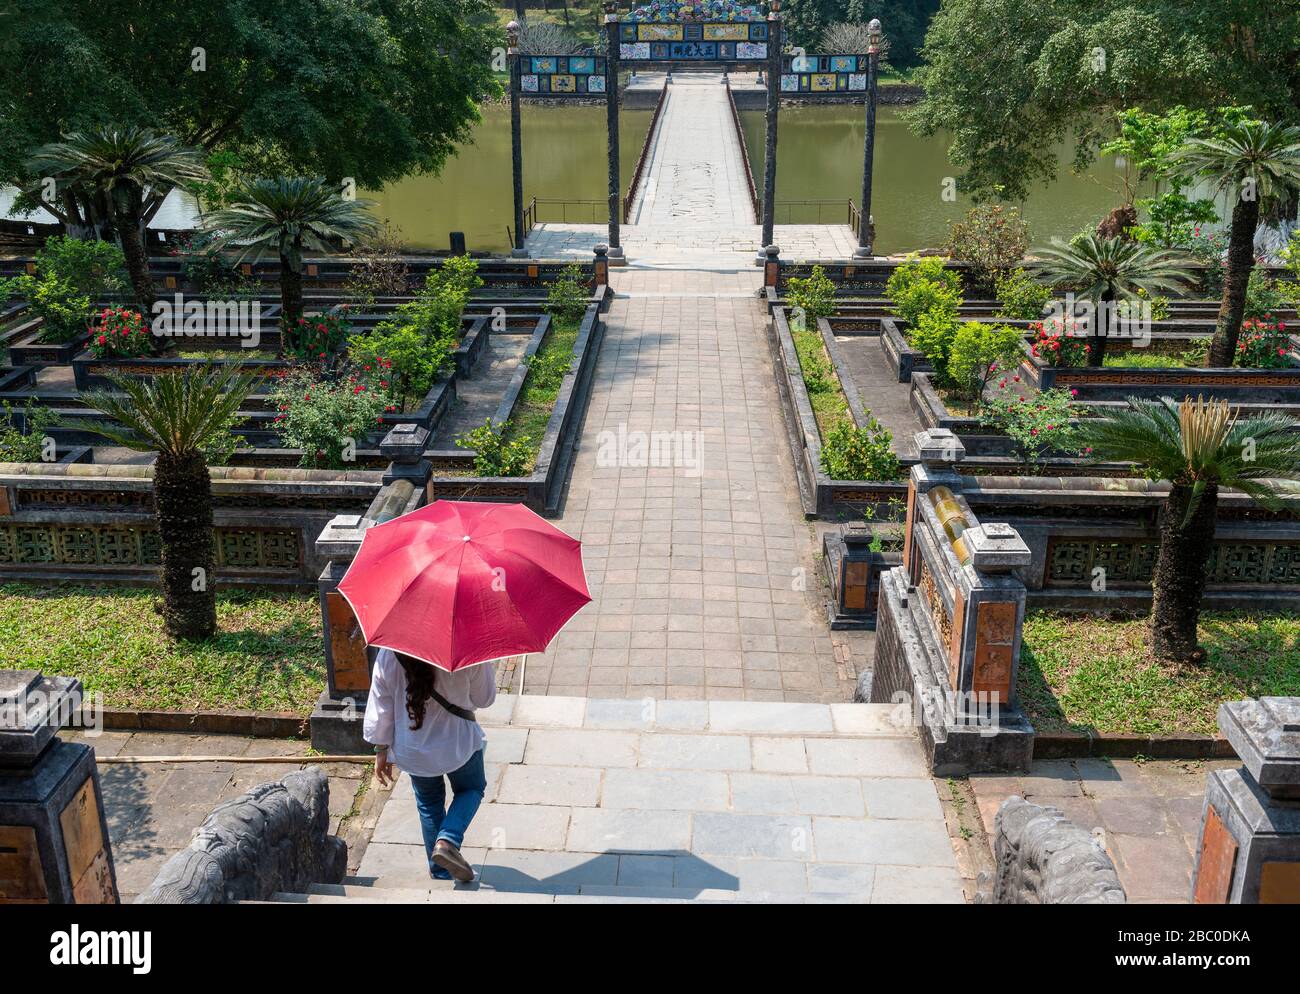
left=0, top=583, right=324, bottom=713
left=791, top=322, right=852, bottom=438
left=1019, top=611, right=1300, bottom=735
left=500, top=315, right=580, bottom=473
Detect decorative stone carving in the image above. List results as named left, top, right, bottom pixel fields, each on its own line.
left=976, top=797, right=1125, bottom=904
left=135, top=767, right=346, bottom=904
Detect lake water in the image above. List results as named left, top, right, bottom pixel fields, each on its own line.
left=3, top=102, right=1127, bottom=256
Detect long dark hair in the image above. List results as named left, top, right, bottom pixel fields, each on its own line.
left=396, top=653, right=435, bottom=730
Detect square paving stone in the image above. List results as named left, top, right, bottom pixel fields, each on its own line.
left=805, top=737, right=927, bottom=778
left=566, top=809, right=692, bottom=853
left=751, top=736, right=808, bottom=773
left=462, top=803, right=572, bottom=851
left=812, top=817, right=957, bottom=867
left=484, top=727, right=529, bottom=765
left=708, top=701, right=833, bottom=734
left=807, top=862, right=876, bottom=896
left=637, top=733, right=751, bottom=771
left=691, top=812, right=814, bottom=861
left=600, top=768, right=730, bottom=811
left=861, top=779, right=945, bottom=821
left=790, top=776, right=865, bottom=817
left=497, top=765, right=602, bottom=808
left=478, top=850, right=616, bottom=892
left=524, top=728, right=639, bottom=768
left=871, top=865, right=965, bottom=904
left=616, top=854, right=677, bottom=889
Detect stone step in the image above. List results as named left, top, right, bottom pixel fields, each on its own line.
left=479, top=696, right=906, bottom=738
left=273, top=882, right=869, bottom=905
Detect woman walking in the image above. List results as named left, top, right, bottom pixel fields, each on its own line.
left=364, top=648, right=497, bottom=883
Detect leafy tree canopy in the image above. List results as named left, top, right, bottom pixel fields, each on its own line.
left=1, top=0, right=502, bottom=194
left=909, top=0, right=1300, bottom=201
left=781, top=0, right=939, bottom=70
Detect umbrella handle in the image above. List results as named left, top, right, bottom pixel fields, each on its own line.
left=517, top=653, right=527, bottom=697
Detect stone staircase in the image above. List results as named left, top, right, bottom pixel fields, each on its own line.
left=262, top=696, right=966, bottom=905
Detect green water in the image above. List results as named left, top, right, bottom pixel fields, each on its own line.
left=365, top=104, right=653, bottom=254
left=367, top=103, right=1124, bottom=255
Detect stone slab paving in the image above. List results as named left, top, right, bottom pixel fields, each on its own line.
left=352, top=697, right=964, bottom=904
left=630, top=73, right=754, bottom=226
left=431, top=332, right=530, bottom=447
left=969, top=757, right=1233, bottom=904
left=527, top=222, right=860, bottom=265
left=833, top=334, right=925, bottom=460
left=65, top=729, right=370, bottom=900
left=525, top=267, right=871, bottom=701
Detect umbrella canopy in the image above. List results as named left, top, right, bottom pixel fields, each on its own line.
left=337, top=500, right=591, bottom=672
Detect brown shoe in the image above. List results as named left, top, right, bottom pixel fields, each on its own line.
left=432, top=840, right=475, bottom=883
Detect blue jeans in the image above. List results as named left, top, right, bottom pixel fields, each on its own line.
left=409, top=749, right=487, bottom=880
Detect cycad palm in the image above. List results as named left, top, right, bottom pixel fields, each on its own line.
left=1034, top=236, right=1192, bottom=366
left=27, top=128, right=209, bottom=314
left=75, top=364, right=258, bottom=640
left=1081, top=396, right=1300, bottom=662
left=1171, top=120, right=1300, bottom=367
left=202, top=177, right=381, bottom=342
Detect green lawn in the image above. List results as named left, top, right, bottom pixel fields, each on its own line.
left=502, top=315, right=580, bottom=472
left=0, top=583, right=324, bottom=713
left=790, top=322, right=852, bottom=438
left=1019, top=611, right=1300, bottom=736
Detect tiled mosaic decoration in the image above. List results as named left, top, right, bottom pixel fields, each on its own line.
left=520, top=55, right=609, bottom=96
left=780, top=53, right=872, bottom=93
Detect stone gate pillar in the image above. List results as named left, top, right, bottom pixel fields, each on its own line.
left=870, top=428, right=1035, bottom=774
left=1192, top=697, right=1300, bottom=903
left=0, top=671, right=118, bottom=904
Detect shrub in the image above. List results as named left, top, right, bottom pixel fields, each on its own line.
left=169, top=232, right=251, bottom=297
left=0, top=270, right=91, bottom=344
left=524, top=346, right=573, bottom=393
left=34, top=236, right=126, bottom=298
left=1028, top=317, right=1091, bottom=367
left=995, top=268, right=1051, bottom=320
left=945, top=205, right=1030, bottom=295
left=285, top=309, right=352, bottom=364
left=344, top=221, right=410, bottom=304
left=456, top=418, right=532, bottom=477
left=885, top=255, right=962, bottom=329
left=910, top=309, right=961, bottom=386
left=819, top=417, right=901, bottom=481
left=949, top=322, right=1025, bottom=403
left=348, top=323, right=450, bottom=411
left=0, top=401, right=60, bottom=462
left=980, top=387, right=1083, bottom=470
left=89, top=307, right=152, bottom=358
left=546, top=264, right=590, bottom=325
left=1244, top=269, right=1287, bottom=321
left=1236, top=318, right=1292, bottom=369
left=270, top=369, right=391, bottom=469
left=426, top=254, right=482, bottom=300
left=786, top=265, right=837, bottom=323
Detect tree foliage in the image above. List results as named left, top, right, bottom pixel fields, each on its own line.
left=1, top=0, right=502, bottom=195
left=909, top=0, right=1300, bottom=201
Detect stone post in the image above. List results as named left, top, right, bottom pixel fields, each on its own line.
left=854, top=18, right=882, bottom=258
left=868, top=428, right=1035, bottom=774
left=604, top=6, right=624, bottom=264
left=1191, top=697, right=1300, bottom=903
left=0, top=670, right=118, bottom=904
left=593, top=244, right=610, bottom=288
left=310, top=515, right=374, bottom=754
left=758, top=7, right=781, bottom=258
left=379, top=422, right=430, bottom=488
left=508, top=21, right=529, bottom=259
left=762, top=245, right=780, bottom=290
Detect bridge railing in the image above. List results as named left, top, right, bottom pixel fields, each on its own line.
left=771, top=198, right=860, bottom=227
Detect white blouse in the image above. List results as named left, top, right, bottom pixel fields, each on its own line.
left=362, top=649, right=497, bottom=778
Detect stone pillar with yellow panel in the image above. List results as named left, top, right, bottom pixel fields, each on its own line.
left=1191, top=697, right=1300, bottom=904
left=0, top=670, right=118, bottom=904
left=870, top=428, right=1035, bottom=774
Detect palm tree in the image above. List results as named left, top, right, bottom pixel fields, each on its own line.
left=202, top=177, right=381, bottom=343
left=1081, top=396, right=1300, bottom=663
left=75, top=364, right=258, bottom=641
left=27, top=128, right=210, bottom=314
left=1035, top=236, right=1193, bottom=366
left=1171, top=121, right=1300, bottom=367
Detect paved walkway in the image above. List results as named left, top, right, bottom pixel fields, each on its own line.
left=833, top=334, right=924, bottom=459
left=970, top=757, right=1228, bottom=904
left=630, top=73, right=753, bottom=226
left=525, top=268, right=870, bottom=702
left=321, top=697, right=963, bottom=904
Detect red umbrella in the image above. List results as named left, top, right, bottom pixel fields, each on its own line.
left=337, top=500, right=591, bottom=672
